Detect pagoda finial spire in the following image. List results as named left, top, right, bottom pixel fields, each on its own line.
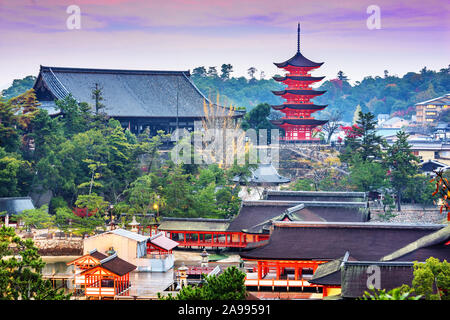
left=297, top=22, right=300, bottom=53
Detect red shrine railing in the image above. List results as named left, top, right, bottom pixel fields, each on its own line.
left=165, top=231, right=269, bottom=248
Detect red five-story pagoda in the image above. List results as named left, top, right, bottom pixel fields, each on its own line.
left=271, top=23, right=328, bottom=142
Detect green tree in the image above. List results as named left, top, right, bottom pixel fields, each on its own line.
left=0, top=148, right=32, bottom=197
left=337, top=70, right=349, bottom=81
left=384, top=131, right=420, bottom=211
left=1, top=76, right=36, bottom=100
left=220, top=64, right=233, bottom=80
left=74, top=193, right=109, bottom=237
left=54, top=207, right=78, bottom=236
left=247, top=67, right=257, bottom=79
left=91, top=83, right=105, bottom=114
left=0, top=226, right=71, bottom=300
left=19, top=205, right=54, bottom=232
left=403, top=174, right=437, bottom=208
left=127, top=174, right=163, bottom=216
left=361, top=285, right=420, bottom=300
left=241, top=103, right=272, bottom=131
left=192, top=66, right=207, bottom=78
left=55, top=94, right=90, bottom=138
left=160, top=266, right=247, bottom=300
left=348, top=153, right=387, bottom=192
left=412, top=257, right=450, bottom=300
left=207, top=67, right=218, bottom=78
left=340, top=111, right=384, bottom=164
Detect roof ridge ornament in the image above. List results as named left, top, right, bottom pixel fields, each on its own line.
left=297, top=22, right=300, bottom=53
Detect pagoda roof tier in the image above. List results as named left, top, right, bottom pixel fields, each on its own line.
left=273, top=75, right=325, bottom=82
left=274, top=51, right=323, bottom=68
left=271, top=104, right=328, bottom=111
left=272, top=89, right=326, bottom=96
left=271, top=119, right=328, bottom=126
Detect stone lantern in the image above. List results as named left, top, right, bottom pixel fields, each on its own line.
left=128, top=215, right=140, bottom=233
left=177, top=262, right=188, bottom=289
left=200, top=249, right=209, bottom=267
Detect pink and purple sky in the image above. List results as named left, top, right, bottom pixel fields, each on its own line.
left=0, top=0, right=448, bottom=89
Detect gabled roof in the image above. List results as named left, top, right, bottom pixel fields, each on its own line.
left=381, top=224, right=450, bottom=262
left=415, top=93, right=450, bottom=106
left=33, top=65, right=244, bottom=119
left=82, top=253, right=136, bottom=277
left=227, top=200, right=369, bottom=233
left=341, top=261, right=415, bottom=299
left=67, top=248, right=108, bottom=266
left=109, top=228, right=149, bottom=242
left=158, top=217, right=231, bottom=232
left=232, top=163, right=290, bottom=185
left=0, top=197, right=35, bottom=215
left=240, top=221, right=444, bottom=261
left=309, top=252, right=357, bottom=286
left=149, top=232, right=179, bottom=251
left=85, top=228, right=149, bottom=243
left=263, top=190, right=367, bottom=203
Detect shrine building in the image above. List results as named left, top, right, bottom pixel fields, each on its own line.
left=240, top=221, right=446, bottom=298
left=33, top=66, right=244, bottom=136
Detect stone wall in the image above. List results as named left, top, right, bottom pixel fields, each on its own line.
left=33, top=238, right=83, bottom=256
left=370, top=204, right=447, bottom=224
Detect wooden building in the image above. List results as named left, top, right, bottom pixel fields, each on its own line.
left=33, top=66, right=244, bottom=136
left=67, top=249, right=108, bottom=287
left=240, top=221, right=446, bottom=296
left=312, top=225, right=450, bottom=298
left=157, top=196, right=369, bottom=250
left=157, top=217, right=250, bottom=248
left=227, top=200, right=369, bottom=245
left=83, top=228, right=178, bottom=272
left=82, top=253, right=136, bottom=299
left=415, top=93, right=450, bottom=125
left=147, top=232, right=179, bottom=255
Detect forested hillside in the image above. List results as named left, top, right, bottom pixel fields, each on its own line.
left=2, top=65, right=449, bottom=123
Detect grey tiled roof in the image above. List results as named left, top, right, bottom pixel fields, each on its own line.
left=0, top=197, right=35, bottom=215
left=34, top=66, right=244, bottom=118
left=232, top=163, right=290, bottom=185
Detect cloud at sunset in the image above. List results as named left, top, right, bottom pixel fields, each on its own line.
left=0, top=0, right=448, bottom=88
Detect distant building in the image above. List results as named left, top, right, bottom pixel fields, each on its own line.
left=377, top=114, right=389, bottom=126
left=378, top=116, right=409, bottom=128
left=433, top=122, right=450, bottom=142
left=419, top=159, right=449, bottom=175
left=385, top=136, right=450, bottom=166
left=415, top=93, right=450, bottom=125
